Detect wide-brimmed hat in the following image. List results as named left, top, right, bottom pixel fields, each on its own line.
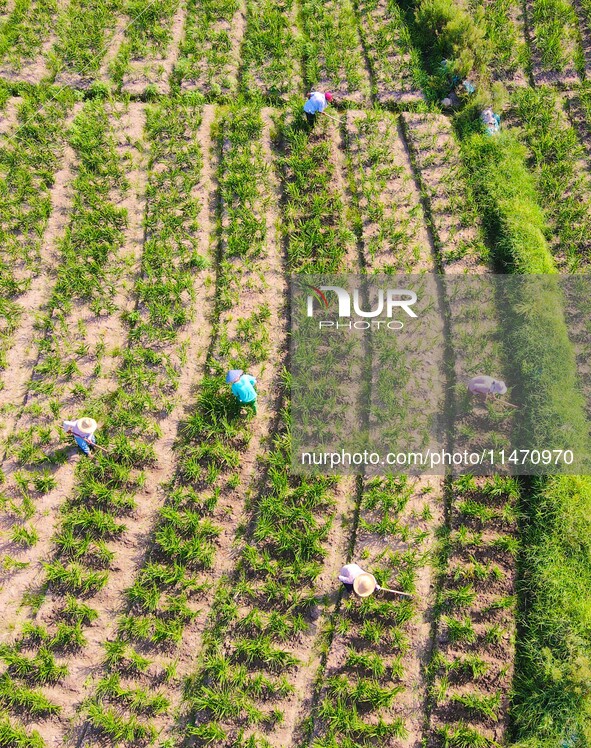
left=76, top=417, right=97, bottom=435
left=353, top=573, right=377, bottom=598
left=226, top=369, right=243, bottom=384
left=491, top=380, right=507, bottom=395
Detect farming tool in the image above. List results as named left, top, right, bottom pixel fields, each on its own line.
left=378, top=585, right=413, bottom=598
left=321, top=112, right=342, bottom=123
left=495, top=399, right=518, bottom=409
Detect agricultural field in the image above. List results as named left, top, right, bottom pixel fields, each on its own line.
left=0, top=0, right=590, bottom=747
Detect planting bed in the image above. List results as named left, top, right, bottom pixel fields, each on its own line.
left=0, top=0, right=58, bottom=82
left=298, top=0, right=371, bottom=105
left=401, top=113, right=488, bottom=272
left=51, top=0, right=124, bottom=88
left=470, top=0, right=528, bottom=85
left=512, top=87, right=591, bottom=270
left=239, top=0, right=301, bottom=103
left=356, top=0, right=424, bottom=104
left=115, top=0, right=187, bottom=94
left=174, top=0, right=244, bottom=97
left=524, top=0, right=582, bottom=86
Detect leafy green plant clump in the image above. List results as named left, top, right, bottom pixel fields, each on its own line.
left=415, top=0, right=488, bottom=79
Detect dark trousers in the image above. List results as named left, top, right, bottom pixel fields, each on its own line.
left=342, top=582, right=353, bottom=592
left=305, top=111, right=316, bottom=128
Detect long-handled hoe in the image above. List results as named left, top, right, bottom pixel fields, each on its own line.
left=321, top=112, right=342, bottom=123
left=378, top=585, right=413, bottom=598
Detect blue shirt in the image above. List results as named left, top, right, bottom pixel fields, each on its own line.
left=303, top=92, right=327, bottom=114
left=231, top=374, right=257, bottom=403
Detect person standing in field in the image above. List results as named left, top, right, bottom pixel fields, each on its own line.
left=62, top=417, right=98, bottom=457
left=227, top=370, right=258, bottom=414
left=303, top=91, right=333, bottom=128
left=468, top=375, right=507, bottom=400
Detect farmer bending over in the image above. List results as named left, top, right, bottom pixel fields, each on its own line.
left=303, top=91, right=333, bottom=128
left=63, top=417, right=98, bottom=457
left=338, top=563, right=367, bottom=592
left=481, top=108, right=501, bottom=135
left=468, top=375, right=507, bottom=400
left=227, top=370, right=258, bottom=414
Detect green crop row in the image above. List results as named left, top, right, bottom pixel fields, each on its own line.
left=50, top=0, right=123, bottom=77
left=110, top=0, right=180, bottom=87
left=183, top=409, right=336, bottom=745
left=3, top=99, right=127, bottom=520
left=345, top=110, right=429, bottom=271
left=0, top=0, right=57, bottom=69
left=527, top=0, right=583, bottom=78
left=356, top=0, right=425, bottom=105
left=0, top=100, right=135, bottom=736
left=0, top=712, right=43, bottom=747
left=512, top=475, right=591, bottom=746
left=299, top=0, right=370, bottom=104
left=0, top=92, right=70, bottom=375
left=512, top=87, right=591, bottom=271
left=312, top=477, right=430, bottom=747
left=0, top=98, right=209, bottom=742
left=44, top=97, right=206, bottom=742
left=401, top=112, right=488, bottom=269
left=428, top=475, right=520, bottom=746
left=173, top=0, right=241, bottom=98
left=467, top=0, right=528, bottom=82
left=276, top=109, right=355, bottom=272
left=239, top=0, right=301, bottom=103
left=180, top=107, right=355, bottom=746
left=459, top=125, right=591, bottom=747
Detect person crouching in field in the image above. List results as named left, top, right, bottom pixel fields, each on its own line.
left=303, top=91, right=333, bottom=128
left=63, top=417, right=98, bottom=457
left=227, top=370, right=258, bottom=414
left=468, top=375, right=507, bottom=400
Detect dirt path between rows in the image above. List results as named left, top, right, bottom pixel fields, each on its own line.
left=0, top=95, right=19, bottom=135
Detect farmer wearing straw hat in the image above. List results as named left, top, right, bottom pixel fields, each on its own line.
left=468, top=375, right=507, bottom=400
left=226, top=370, right=258, bottom=414
left=339, top=563, right=413, bottom=598
left=303, top=91, right=334, bottom=128
left=62, top=417, right=98, bottom=457
left=338, top=563, right=368, bottom=592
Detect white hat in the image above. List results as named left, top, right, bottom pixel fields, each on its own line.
left=353, top=573, right=377, bottom=598
left=491, top=380, right=507, bottom=395
left=76, top=417, right=97, bottom=436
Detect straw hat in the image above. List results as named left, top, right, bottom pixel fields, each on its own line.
left=490, top=380, right=507, bottom=395
left=76, top=417, right=97, bottom=436
left=353, top=573, right=377, bottom=598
